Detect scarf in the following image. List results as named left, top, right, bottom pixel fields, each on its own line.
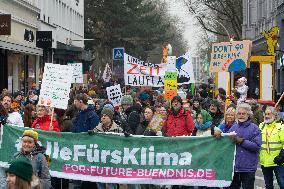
left=102, top=123, right=112, bottom=132
left=195, top=121, right=212, bottom=130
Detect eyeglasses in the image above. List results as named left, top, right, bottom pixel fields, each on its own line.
left=237, top=112, right=247, bottom=115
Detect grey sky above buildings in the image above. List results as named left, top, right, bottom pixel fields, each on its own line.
left=166, top=0, right=203, bottom=56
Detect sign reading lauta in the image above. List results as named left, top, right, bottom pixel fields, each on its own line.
left=124, top=53, right=195, bottom=87
left=0, top=125, right=235, bottom=187
left=210, top=40, right=252, bottom=72
left=38, top=63, right=72, bottom=109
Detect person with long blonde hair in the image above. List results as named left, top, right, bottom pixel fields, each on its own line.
left=218, top=107, right=237, bottom=133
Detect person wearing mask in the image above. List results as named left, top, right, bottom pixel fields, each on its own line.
left=192, top=109, right=222, bottom=137
left=6, top=158, right=33, bottom=189
left=208, top=99, right=224, bottom=127
left=14, top=130, right=52, bottom=189
left=1, top=95, right=24, bottom=127
left=218, top=107, right=237, bottom=133
left=31, top=105, right=60, bottom=132
left=259, top=106, right=284, bottom=189
left=72, top=93, right=100, bottom=133
left=163, top=96, right=194, bottom=137
left=228, top=103, right=261, bottom=189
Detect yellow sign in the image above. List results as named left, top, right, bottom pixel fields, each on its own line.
left=164, top=80, right=177, bottom=90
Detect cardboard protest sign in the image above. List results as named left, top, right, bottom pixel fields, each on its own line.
left=210, top=40, right=252, bottom=72
left=68, top=63, right=83, bottom=83
left=106, top=84, right=122, bottom=107
left=39, top=63, right=72, bottom=109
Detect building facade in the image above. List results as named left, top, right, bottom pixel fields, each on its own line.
left=0, top=0, right=85, bottom=93
left=0, top=0, right=42, bottom=93
left=242, top=0, right=284, bottom=97
left=38, top=0, right=84, bottom=65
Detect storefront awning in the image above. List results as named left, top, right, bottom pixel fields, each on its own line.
left=0, top=39, right=43, bottom=56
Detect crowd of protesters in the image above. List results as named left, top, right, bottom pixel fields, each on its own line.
left=0, top=77, right=283, bottom=189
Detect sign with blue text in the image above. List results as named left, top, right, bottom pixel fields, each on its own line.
left=113, top=47, right=125, bottom=60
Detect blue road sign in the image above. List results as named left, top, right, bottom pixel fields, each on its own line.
left=113, top=47, right=124, bottom=60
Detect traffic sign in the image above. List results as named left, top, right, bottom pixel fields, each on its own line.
left=113, top=47, right=124, bottom=60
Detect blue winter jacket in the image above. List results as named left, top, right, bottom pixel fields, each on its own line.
left=72, top=105, right=99, bottom=133
left=228, top=119, right=261, bottom=172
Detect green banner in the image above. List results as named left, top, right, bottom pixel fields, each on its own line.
left=0, top=125, right=235, bottom=187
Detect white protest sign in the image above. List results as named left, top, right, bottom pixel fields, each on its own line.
left=124, top=52, right=195, bottom=87
left=39, top=63, right=72, bottom=109
left=68, top=63, right=83, bottom=83
left=167, top=56, right=176, bottom=71
left=106, top=84, right=122, bottom=107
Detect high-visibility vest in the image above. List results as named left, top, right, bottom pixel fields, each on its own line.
left=259, top=121, right=284, bottom=167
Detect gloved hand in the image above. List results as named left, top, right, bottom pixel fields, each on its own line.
left=274, top=149, right=284, bottom=165
left=230, top=135, right=244, bottom=145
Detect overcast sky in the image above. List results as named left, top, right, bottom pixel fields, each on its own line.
left=166, top=0, right=204, bottom=56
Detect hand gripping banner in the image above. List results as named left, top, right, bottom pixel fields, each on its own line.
left=0, top=125, right=235, bottom=187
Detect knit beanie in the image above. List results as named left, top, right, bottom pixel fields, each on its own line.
left=121, top=95, right=134, bottom=105
left=171, top=96, right=182, bottom=104
left=22, top=130, right=39, bottom=142
left=101, top=108, right=114, bottom=120
left=139, top=92, right=150, bottom=102
left=103, top=103, right=114, bottom=111
left=6, top=158, right=33, bottom=181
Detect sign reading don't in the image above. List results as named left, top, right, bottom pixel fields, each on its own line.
left=210, top=40, right=252, bottom=72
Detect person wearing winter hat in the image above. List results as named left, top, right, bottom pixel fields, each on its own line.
left=94, top=108, right=122, bottom=133
left=6, top=158, right=33, bottom=189
left=209, top=99, right=224, bottom=126
left=93, top=108, right=122, bottom=189
left=14, top=130, right=52, bottom=189
left=163, top=96, right=195, bottom=136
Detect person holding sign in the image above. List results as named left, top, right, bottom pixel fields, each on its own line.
left=31, top=106, right=60, bottom=132
left=163, top=96, right=194, bottom=136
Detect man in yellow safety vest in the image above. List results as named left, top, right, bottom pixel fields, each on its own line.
left=259, top=106, right=284, bottom=189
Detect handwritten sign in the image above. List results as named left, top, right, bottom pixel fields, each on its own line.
left=106, top=84, right=122, bottom=107
left=164, top=71, right=177, bottom=100
left=167, top=56, right=176, bottom=71
left=39, top=63, right=72, bottom=109
left=68, top=63, right=83, bottom=83
left=165, top=72, right=177, bottom=80
left=164, top=80, right=178, bottom=90
left=164, top=90, right=177, bottom=100
left=124, top=53, right=195, bottom=87
left=210, top=40, right=252, bottom=72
